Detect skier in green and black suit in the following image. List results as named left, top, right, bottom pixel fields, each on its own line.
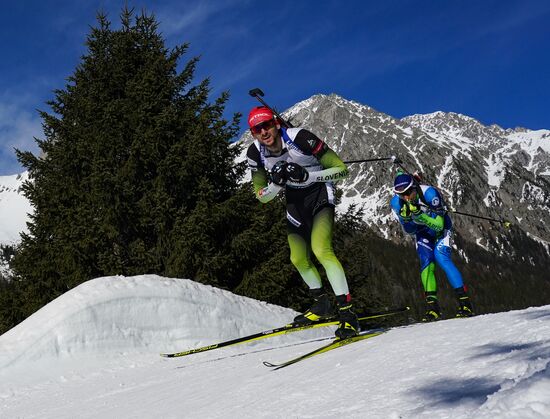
left=246, top=106, right=359, bottom=339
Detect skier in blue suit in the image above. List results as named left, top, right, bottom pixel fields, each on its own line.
left=390, top=172, right=474, bottom=321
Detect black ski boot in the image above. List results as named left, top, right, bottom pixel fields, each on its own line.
left=454, top=286, right=474, bottom=318
left=422, top=293, right=441, bottom=322
left=335, top=294, right=360, bottom=339
left=293, top=288, right=334, bottom=324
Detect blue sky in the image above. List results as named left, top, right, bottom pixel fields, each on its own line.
left=1, top=0, right=549, bottom=175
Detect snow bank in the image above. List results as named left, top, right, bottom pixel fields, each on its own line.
left=0, top=275, right=296, bottom=368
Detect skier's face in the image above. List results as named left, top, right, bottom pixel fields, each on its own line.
left=251, top=119, right=282, bottom=150
left=400, top=188, right=417, bottom=202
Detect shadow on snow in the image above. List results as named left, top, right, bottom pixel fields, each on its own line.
left=411, top=377, right=501, bottom=407
left=516, top=308, right=550, bottom=321
left=410, top=337, right=550, bottom=410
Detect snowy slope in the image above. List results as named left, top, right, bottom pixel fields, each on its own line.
left=1, top=275, right=549, bottom=418
left=504, top=129, right=550, bottom=175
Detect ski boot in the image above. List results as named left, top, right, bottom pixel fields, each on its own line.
left=422, top=293, right=441, bottom=322
left=454, top=286, right=474, bottom=318
left=335, top=294, right=360, bottom=339
left=293, top=288, right=334, bottom=325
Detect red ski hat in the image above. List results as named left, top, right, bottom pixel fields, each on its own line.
left=248, top=106, right=275, bottom=128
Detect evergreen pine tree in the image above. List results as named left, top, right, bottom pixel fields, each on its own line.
left=11, top=8, right=243, bottom=323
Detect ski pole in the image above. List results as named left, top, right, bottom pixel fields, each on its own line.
left=248, top=88, right=294, bottom=128
left=344, top=157, right=395, bottom=164
left=249, top=89, right=400, bottom=169
left=447, top=210, right=512, bottom=228
left=390, top=156, right=414, bottom=176
left=249, top=89, right=398, bottom=167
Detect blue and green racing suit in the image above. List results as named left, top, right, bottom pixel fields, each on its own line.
left=390, top=184, right=464, bottom=296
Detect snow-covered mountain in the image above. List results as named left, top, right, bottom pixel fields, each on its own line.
left=240, top=94, right=550, bottom=260
left=2, top=94, right=549, bottom=263
left=1, top=275, right=549, bottom=418
left=0, top=172, right=31, bottom=245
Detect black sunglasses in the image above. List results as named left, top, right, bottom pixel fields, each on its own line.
left=397, top=188, right=415, bottom=197
left=250, top=119, right=276, bottom=134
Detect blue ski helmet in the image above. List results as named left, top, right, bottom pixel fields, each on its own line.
left=393, top=173, right=415, bottom=194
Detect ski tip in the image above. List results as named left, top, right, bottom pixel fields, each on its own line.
left=160, top=353, right=179, bottom=358
left=262, top=361, right=277, bottom=368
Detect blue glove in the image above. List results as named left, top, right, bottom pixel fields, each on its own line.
left=285, top=162, right=309, bottom=183
left=270, top=161, right=288, bottom=186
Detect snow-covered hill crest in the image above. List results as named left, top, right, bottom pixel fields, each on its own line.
left=0, top=275, right=297, bottom=369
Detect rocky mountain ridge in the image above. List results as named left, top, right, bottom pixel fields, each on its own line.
left=240, top=94, right=550, bottom=264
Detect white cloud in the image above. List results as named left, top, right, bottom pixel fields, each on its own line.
left=156, top=1, right=236, bottom=37
left=0, top=96, right=42, bottom=175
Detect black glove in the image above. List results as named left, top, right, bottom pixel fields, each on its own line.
left=285, top=162, right=309, bottom=183
left=270, top=161, right=288, bottom=186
